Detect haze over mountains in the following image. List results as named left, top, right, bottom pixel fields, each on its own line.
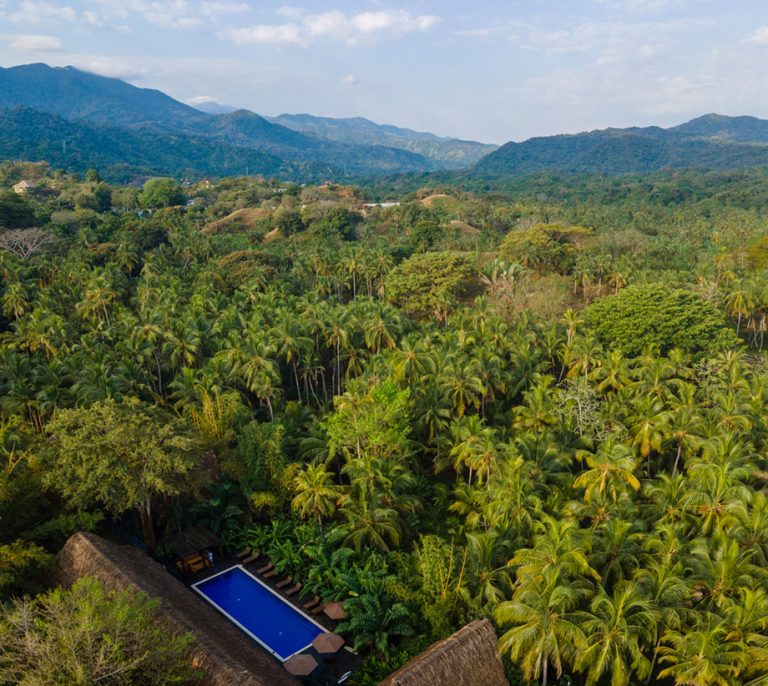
left=3, top=63, right=768, bottom=182
left=0, top=63, right=491, bottom=180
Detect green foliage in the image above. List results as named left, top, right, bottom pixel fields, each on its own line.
left=499, top=223, right=589, bottom=273
left=0, top=191, right=37, bottom=229
left=43, top=399, right=201, bottom=548
left=384, top=251, right=475, bottom=319
left=309, top=206, right=362, bottom=240
left=0, top=541, right=52, bottom=599
left=583, top=284, right=739, bottom=356
left=1, top=166, right=768, bottom=686
left=138, top=178, right=186, bottom=209
left=0, top=576, right=199, bottom=685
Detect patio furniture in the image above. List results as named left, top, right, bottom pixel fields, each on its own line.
left=263, top=568, right=278, bottom=579
left=285, top=582, right=303, bottom=596
left=256, top=561, right=274, bottom=575
left=311, top=603, right=327, bottom=615
left=284, top=653, right=320, bottom=680
left=312, top=632, right=345, bottom=659
left=235, top=547, right=250, bottom=560
left=241, top=551, right=261, bottom=565
left=323, top=602, right=346, bottom=621
left=276, top=575, right=293, bottom=589
left=303, top=595, right=320, bottom=610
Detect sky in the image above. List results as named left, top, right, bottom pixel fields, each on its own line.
left=1, top=0, right=768, bottom=143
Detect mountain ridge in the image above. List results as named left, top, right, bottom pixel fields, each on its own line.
left=0, top=63, right=490, bottom=178
left=473, top=114, right=768, bottom=177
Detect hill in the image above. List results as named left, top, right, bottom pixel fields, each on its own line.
left=0, top=63, right=208, bottom=130
left=270, top=113, right=497, bottom=169
left=0, top=108, right=335, bottom=182
left=0, top=63, right=487, bottom=179
left=473, top=115, right=768, bottom=177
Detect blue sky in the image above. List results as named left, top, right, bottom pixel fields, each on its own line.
left=1, top=0, right=768, bottom=143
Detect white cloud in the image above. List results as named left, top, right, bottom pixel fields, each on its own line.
left=352, top=11, right=438, bottom=36
left=201, top=1, right=249, bottom=17
left=341, top=73, right=355, bottom=85
left=6, top=33, right=63, bottom=50
left=229, top=22, right=303, bottom=45
left=8, top=0, right=76, bottom=24
left=744, top=26, right=768, bottom=45
left=276, top=6, right=305, bottom=18
left=227, top=8, right=439, bottom=47
left=187, top=94, right=217, bottom=104
left=526, top=19, right=706, bottom=57
left=122, top=0, right=201, bottom=29
left=592, top=0, right=688, bottom=11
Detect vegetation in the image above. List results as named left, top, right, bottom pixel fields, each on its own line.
left=4, top=160, right=768, bottom=684
left=0, top=576, right=198, bottom=685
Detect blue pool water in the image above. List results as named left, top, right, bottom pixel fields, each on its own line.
left=193, top=566, right=324, bottom=661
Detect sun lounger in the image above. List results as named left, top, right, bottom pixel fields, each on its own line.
left=241, top=551, right=260, bottom=565
left=276, top=576, right=293, bottom=589
left=263, top=568, right=278, bottom=579
left=303, top=596, right=320, bottom=610
left=188, top=559, right=207, bottom=573
left=285, top=582, right=303, bottom=596
left=311, top=603, right=326, bottom=615
left=256, top=561, right=273, bottom=575
left=235, top=547, right=250, bottom=560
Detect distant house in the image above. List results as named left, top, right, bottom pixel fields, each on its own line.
left=12, top=180, right=36, bottom=194
left=361, top=202, right=400, bottom=216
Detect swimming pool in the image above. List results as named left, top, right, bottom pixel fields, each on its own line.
left=192, top=565, right=326, bottom=661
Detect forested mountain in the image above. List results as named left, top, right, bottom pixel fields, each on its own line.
left=0, top=108, right=334, bottom=181
left=0, top=63, right=488, bottom=179
left=474, top=114, right=768, bottom=177
left=0, top=63, right=210, bottom=130
left=269, top=113, right=497, bottom=168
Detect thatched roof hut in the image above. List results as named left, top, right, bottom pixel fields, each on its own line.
left=56, top=532, right=297, bottom=686
left=378, top=619, right=507, bottom=686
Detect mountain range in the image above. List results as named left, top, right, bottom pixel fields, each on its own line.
left=3, top=63, right=768, bottom=182
left=473, top=115, right=768, bottom=176
left=0, top=63, right=491, bottom=181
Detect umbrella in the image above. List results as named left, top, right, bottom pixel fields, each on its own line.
left=312, top=632, right=345, bottom=656
left=284, top=653, right=319, bottom=677
left=323, top=601, right=346, bottom=621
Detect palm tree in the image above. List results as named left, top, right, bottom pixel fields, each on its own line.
left=495, top=566, right=589, bottom=686
left=658, top=619, right=743, bottom=686
left=2, top=282, right=28, bottom=320
left=576, top=580, right=657, bottom=686
left=337, top=590, right=414, bottom=657
left=574, top=439, right=641, bottom=505
left=340, top=492, right=402, bottom=552
left=291, top=463, right=344, bottom=526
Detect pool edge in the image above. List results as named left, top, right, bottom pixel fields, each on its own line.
left=192, top=565, right=328, bottom=663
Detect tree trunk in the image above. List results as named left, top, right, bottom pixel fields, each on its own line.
left=542, top=656, right=548, bottom=686
left=673, top=440, right=683, bottom=476
left=138, top=499, right=157, bottom=550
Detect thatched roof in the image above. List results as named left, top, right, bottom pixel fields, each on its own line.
left=56, top=532, right=297, bottom=686
left=378, top=620, right=507, bottom=686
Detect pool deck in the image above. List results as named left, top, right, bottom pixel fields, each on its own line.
left=179, top=557, right=362, bottom=685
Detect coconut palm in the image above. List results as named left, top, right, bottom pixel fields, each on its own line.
left=495, top=566, right=589, bottom=686
left=291, top=463, right=345, bottom=526
left=576, top=581, right=657, bottom=686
